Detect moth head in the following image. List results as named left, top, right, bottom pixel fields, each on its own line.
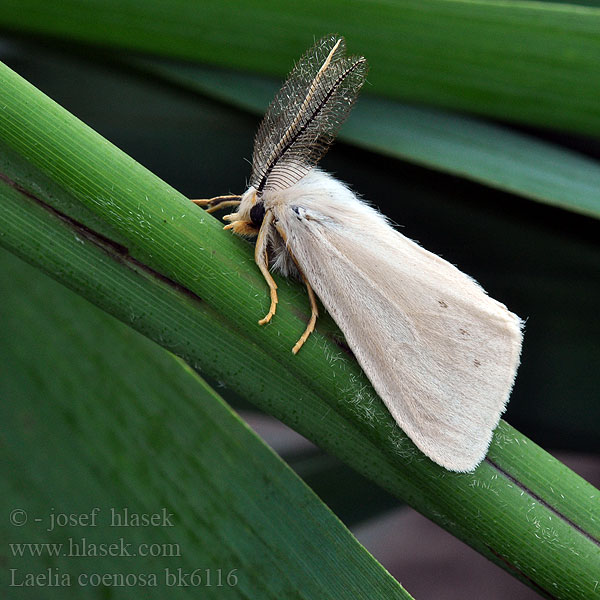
left=223, top=187, right=263, bottom=237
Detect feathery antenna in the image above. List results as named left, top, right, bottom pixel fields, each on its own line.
left=251, top=35, right=368, bottom=194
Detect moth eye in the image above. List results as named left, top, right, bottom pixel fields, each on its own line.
left=250, top=202, right=266, bottom=227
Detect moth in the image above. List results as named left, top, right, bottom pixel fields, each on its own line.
left=194, top=35, right=523, bottom=472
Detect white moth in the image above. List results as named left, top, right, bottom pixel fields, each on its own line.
left=194, top=35, right=523, bottom=472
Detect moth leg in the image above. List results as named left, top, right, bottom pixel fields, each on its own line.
left=191, top=195, right=241, bottom=214
left=255, top=210, right=278, bottom=325
left=292, top=278, right=319, bottom=355
left=273, top=221, right=319, bottom=354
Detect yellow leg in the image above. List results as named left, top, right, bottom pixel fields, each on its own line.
left=273, top=221, right=319, bottom=354
left=292, top=279, right=319, bottom=354
left=191, top=195, right=241, bottom=214
left=254, top=211, right=278, bottom=325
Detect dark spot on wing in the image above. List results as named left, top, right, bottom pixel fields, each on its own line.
left=438, top=300, right=448, bottom=308
left=459, top=328, right=470, bottom=336
left=474, top=359, right=481, bottom=368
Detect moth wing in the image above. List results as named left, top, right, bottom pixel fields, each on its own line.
left=277, top=204, right=523, bottom=472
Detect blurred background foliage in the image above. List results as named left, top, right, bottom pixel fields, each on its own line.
left=1, top=1, right=599, bottom=598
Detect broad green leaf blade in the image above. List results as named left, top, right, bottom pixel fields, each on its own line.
left=1, top=0, right=600, bottom=135
left=0, top=249, right=413, bottom=599
left=137, top=61, right=600, bottom=220
left=1, top=62, right=599, bottom=599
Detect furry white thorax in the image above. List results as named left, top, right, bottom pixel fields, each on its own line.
left=263, top=168, right=387, bottom=230
left=237, top=168, right=388, bottom=277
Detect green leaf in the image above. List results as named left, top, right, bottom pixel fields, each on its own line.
left=137, top=60, right=600, bottom=220
left=1, top=0, right=600, bottom=135
left=0, top=248, right=412, bottom=599
left=1, top=61, right=599, bottom=599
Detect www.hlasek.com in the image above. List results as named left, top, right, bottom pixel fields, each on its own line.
left=11, top=537, right=181, bottom=558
